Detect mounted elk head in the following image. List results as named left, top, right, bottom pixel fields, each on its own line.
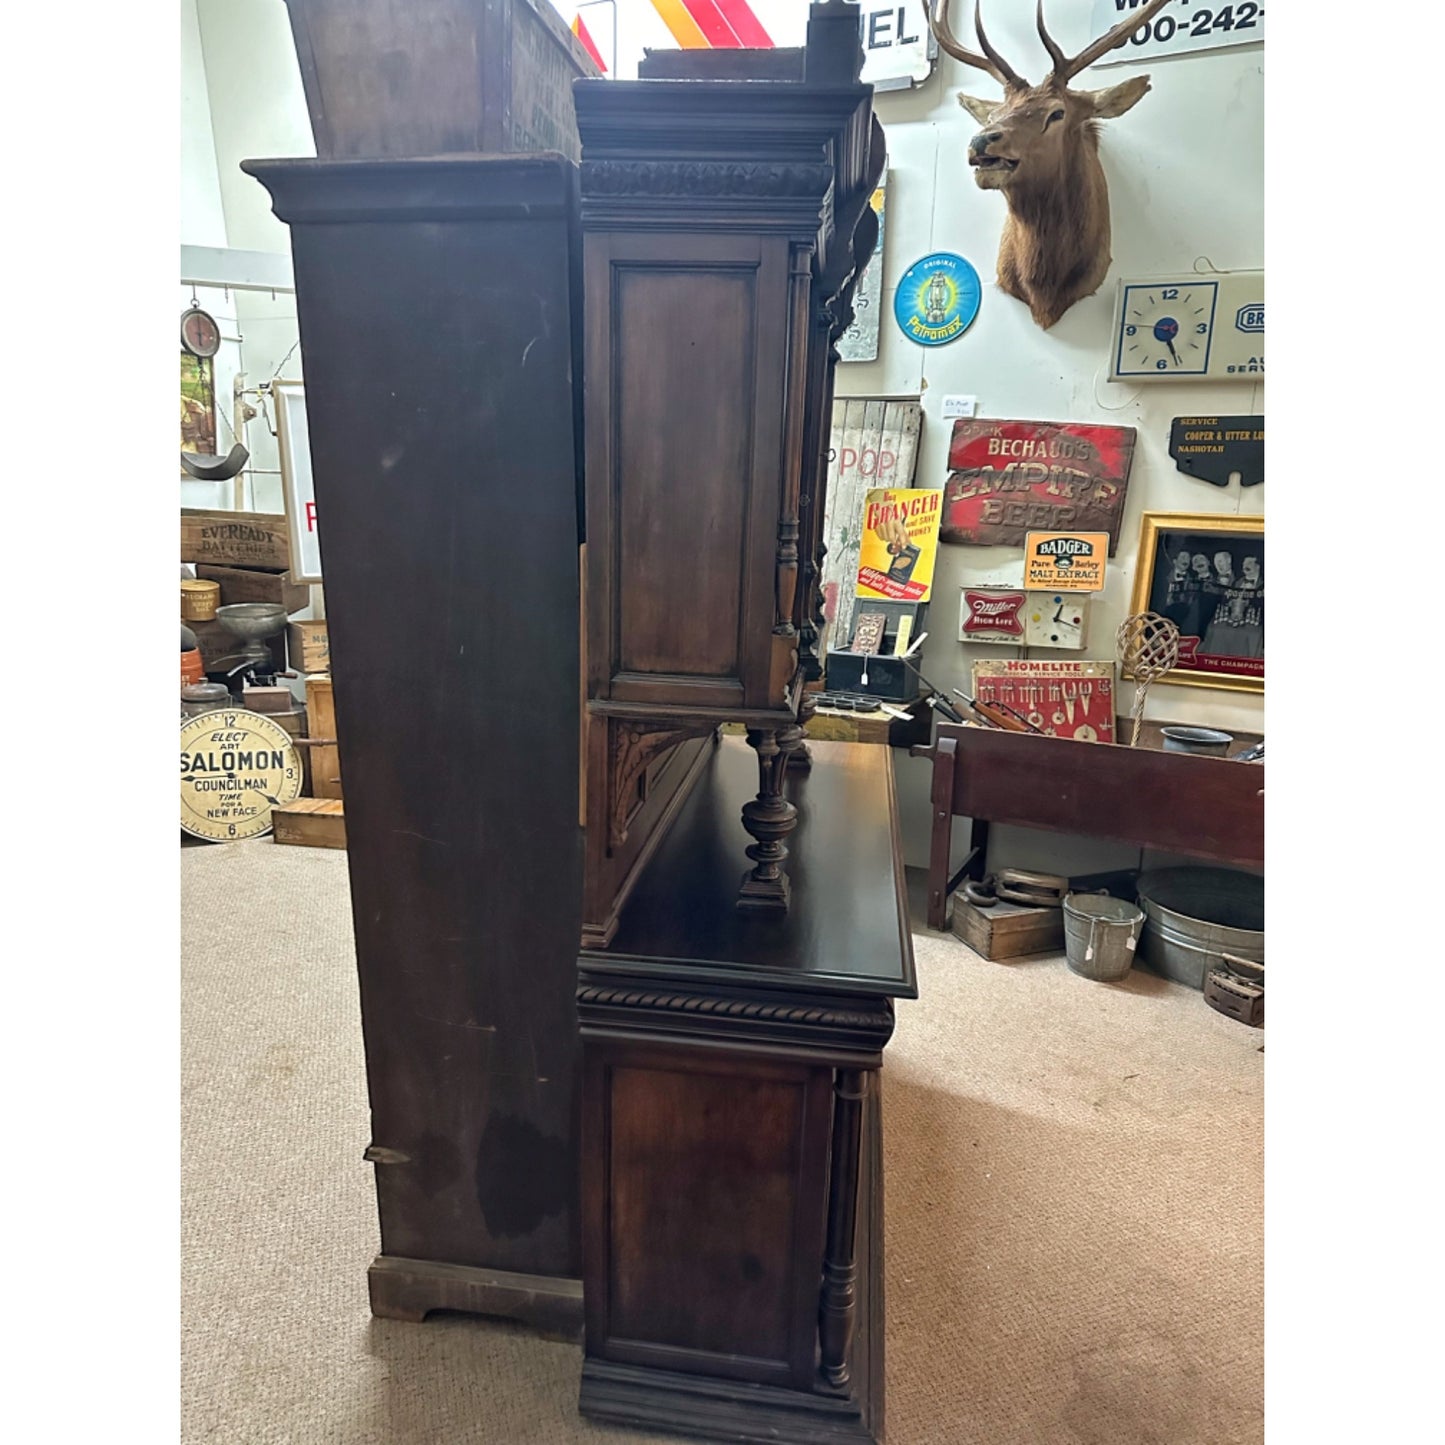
left=928, top=0, right=1173, bottom=329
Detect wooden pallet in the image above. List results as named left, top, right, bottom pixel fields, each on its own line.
left=272, top=797, right=346, bottom=849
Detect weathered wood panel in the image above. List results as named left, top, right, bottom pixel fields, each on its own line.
left=821, top=398, right=922, bottom=649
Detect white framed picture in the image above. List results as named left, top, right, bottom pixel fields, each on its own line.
left=272, top=380, right=322, bottom=583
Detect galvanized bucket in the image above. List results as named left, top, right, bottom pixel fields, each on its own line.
left=1062, top=893, right=1144, bottom=984
left=1135, top=868, right=1264, bottom=990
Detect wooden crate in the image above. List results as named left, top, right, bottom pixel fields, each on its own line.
left=288, top=620, right=330, bottom=674
left=273, top=798, right=347, bottom=849
left=305, top=674, right=343, bottom=800
left=196, top=563, right=310, bottom=616
left=951, top=897, right=1065, bottom=961
left=182, top=508, right=290, bottom=570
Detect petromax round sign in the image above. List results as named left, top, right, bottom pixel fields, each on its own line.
left=894, top=251, right=982, bottom=347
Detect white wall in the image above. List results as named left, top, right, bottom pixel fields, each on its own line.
left=838, top=3, right=1264, bottom=867
left=182, top=0, right=315, bottom=518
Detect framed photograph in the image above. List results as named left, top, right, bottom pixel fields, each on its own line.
left=1131, top=511, right=1263, bottom=693
left=272, top=380, right=322, bottom=584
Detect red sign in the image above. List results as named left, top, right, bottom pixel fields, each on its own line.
left=941, top=419, right=1136, bottom=554
left=961, top=589, right=1026, bottom=639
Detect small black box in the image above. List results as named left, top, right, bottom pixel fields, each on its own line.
left=824, top=649, right=920, bottom=702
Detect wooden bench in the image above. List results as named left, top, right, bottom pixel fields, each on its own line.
left=916, top=723, right=1265, bottom=931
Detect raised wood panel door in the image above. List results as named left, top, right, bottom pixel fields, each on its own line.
left=583, top=1044, right=833, bottom=1388
left=586, top=231, right=790, bottom=712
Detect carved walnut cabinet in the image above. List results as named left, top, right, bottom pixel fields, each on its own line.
left=576, top=13, right=885, bottom=945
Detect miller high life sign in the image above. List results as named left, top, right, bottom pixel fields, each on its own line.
left=941, top=419, right=1136, bottom=553
left=961, top=589, right=1027, bottom=641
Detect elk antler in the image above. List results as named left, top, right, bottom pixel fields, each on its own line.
left=1039, top=0, right=1174, bottom=83
left=928, top=0, right=1026, bottom=91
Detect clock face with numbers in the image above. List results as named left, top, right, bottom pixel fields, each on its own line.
left=1110, top=271, right=1264, bottom=382
left=1114, top=280, right=1218, bottom=377
left=180, top=708, right=302, bottom=841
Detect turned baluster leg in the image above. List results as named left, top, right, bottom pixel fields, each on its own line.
left=819, top=1068, right=867, bottom=1387
left=788, top=697, right=815, bottom=772
left=737, top=727, right=797, bottom=911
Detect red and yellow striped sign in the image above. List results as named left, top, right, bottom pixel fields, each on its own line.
left=570, top=11, right=607, bottom=71
left=649, top=0, right=773, bottom=49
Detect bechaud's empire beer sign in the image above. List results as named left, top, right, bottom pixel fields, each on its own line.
left=941, top=419, right=1137, bottom=552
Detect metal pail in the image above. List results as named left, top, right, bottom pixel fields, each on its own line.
left=1062, top=893, right=1144, bottom=983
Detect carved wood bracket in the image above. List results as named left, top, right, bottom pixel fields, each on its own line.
left=608, top=720, right=716, bottom=850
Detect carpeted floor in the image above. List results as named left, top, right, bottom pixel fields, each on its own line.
left=181, top=839, right=1262, bottom=1445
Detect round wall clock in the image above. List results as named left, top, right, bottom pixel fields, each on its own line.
left=894, top=252, right=982, bottom=347
left=180, top=707, right=303, bottom=841
left=181, top=305, right=222, bottom=358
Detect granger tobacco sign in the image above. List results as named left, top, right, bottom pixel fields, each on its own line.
left=941, top=420, right=1136, bottom=553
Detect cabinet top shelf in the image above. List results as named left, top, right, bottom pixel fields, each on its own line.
left=583, top=735, right=917, bottom=1001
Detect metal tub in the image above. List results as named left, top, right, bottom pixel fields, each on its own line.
left=1135, top=867, right=1264, bottom=990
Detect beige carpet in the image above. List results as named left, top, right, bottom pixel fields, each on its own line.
left=181, top=840, right=1262, bottom=1445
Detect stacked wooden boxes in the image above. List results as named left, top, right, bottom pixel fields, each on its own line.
left=181, top=508, right=311, bottom=670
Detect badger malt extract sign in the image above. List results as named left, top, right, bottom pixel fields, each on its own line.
left=856, top=488, right=942, bottom=603
left=180, top=709, right=303, bottom=841
left=1024, top=532, right=1110, bottom=593
left=941, top=419, right=1136, bottom=553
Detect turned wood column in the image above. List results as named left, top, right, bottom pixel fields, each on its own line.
left=738, top=727, right=799, bottom=910
left=820, top=1067, right=868, bottom=1386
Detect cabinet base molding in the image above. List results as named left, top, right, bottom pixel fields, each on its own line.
left=579, top=1359, right=875, bottom=1445
left=367, top=1255, right=583, bottom=1339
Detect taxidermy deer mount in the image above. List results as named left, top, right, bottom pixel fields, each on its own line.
left=928, top=0, right=1174, bottom=329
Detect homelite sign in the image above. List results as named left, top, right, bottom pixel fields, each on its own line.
left=1024, top=531, right=1109, bottom=592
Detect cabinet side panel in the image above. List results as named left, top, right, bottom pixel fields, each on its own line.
left=281, top=182, right=583, bottom=1279
left=614, top=265, right=755, bottom=683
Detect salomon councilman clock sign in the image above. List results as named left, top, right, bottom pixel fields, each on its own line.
left=180, top=708, right=303, bottom=841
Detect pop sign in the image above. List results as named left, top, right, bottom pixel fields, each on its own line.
left=1024, top=532, right=1109, bottom=592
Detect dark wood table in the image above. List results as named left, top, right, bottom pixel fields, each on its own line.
left=577, top=736, right=916, bottom=1444
left=919, top=722, right=1265, bottom=931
